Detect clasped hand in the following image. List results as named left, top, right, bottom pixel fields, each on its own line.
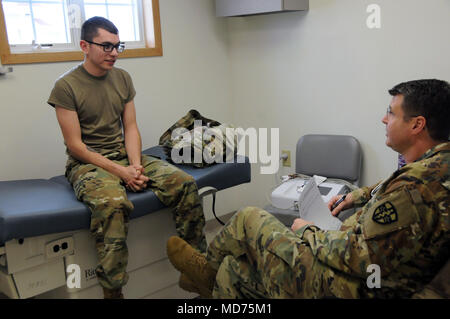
left=122, top=164, right=149, bottom=192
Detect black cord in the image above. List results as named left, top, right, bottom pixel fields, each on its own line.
left=211, top=192, right=225, bottom=225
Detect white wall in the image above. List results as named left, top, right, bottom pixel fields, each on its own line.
left=224, top=0, right=450, bottom=209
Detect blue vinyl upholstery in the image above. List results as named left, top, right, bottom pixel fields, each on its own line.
left=0, top=146, right=250, bottom=245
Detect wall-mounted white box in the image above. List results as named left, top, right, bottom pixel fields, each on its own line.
left=216, top=0, right=309, bottom=17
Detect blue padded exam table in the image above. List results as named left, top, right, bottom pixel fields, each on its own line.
left=0, top=146, right=250, bottom=299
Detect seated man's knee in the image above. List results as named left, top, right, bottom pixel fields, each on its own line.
left=180, top=172, right=196, bottom=186
left=90, top=195, right=132, bottom=238
left=109, top=195, right=133, bottom=213
left=237, top=206, right=270, bottom=221
left=233, top=207, right=281, bottom=240
left=163, top=169, right=197, bottom=192
left=90, top=189, right=133, bottom=215
left=176, top=173, right=199, bottom=196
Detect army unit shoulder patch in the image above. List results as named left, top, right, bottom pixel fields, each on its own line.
left=372, top=201, right=398, bottom=225
left=363, top=187, right=420, bottom=239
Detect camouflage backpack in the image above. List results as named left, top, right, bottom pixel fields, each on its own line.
left=159, top=109, right=238, bottom=168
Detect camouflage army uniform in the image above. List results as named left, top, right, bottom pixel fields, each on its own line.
left=206, top=142, right=449, bottom=298
left=159, top=109, right=238, bottom=168
left=66, top=146, right=207, bottom=290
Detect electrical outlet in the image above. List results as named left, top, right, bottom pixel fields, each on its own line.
left=282, top=150, right=291, bottom=167
left=45, top=237, right=74, bottom=259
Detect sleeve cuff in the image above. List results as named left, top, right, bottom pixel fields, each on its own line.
left=295, top=224, right=320, bottom=237
left=350, top=188, right=369, bottom=206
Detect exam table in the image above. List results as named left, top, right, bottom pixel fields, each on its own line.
left=0, top=146, right=250, bottom=299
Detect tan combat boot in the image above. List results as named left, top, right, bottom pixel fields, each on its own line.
left=103, top=287, right=124, bottom=299
left=179, top=273, right=212, bottom=298
left=167, top=236, right=216, bottom=295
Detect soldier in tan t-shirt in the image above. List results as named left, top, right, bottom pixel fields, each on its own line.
left=48, top=17, right=207, bottom=299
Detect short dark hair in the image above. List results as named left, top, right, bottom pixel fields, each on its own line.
left=389, top=79, right=450, bottom=141
left=81, top=16, right=118, bottom=42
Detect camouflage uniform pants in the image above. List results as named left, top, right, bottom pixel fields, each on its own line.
left=207, top=207, right=357, bottom=298
left=66, top=149, right=207, bottom=290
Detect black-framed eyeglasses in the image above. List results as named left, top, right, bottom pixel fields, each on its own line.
left=85, top=40, right=125, bottom=53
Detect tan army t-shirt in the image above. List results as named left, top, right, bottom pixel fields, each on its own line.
left=48, top=63, right=136, bottom=157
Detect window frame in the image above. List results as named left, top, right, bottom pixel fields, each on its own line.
left=0, top=0, right=162, bottom=64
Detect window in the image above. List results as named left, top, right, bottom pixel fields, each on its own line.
left=0, top=0, right=162, bottom=64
